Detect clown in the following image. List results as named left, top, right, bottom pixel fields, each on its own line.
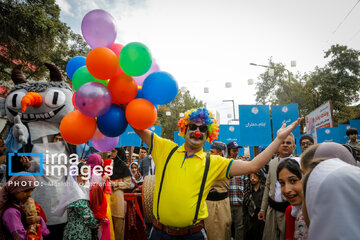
left=132, top=107, right=302, bottom=239
left=177, top=108, right=219, bottom=146
left=1, top=64, right=76, bottom=239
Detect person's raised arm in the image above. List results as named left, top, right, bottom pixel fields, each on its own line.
left=133, top=129, right=152, bottom=147
left=229, top=117, right=303, bottom=177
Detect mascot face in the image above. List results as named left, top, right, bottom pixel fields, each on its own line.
left=4, top=63, right=74, bottom=124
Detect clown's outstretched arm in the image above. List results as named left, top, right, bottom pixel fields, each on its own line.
left=229, top=117, right=303, bottom=177
left=133, top=129, right=152, bottom=147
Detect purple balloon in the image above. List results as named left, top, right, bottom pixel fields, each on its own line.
left=81, top=9, right=117, bottom=48
left=133, top=59, right=160, bottom=86
left=75, top=82, right=112, bottom=117
left=91, top=128, right=119, bottom=152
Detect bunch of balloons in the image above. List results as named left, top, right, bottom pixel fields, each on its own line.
left=60, top=9, right=178, bottom=152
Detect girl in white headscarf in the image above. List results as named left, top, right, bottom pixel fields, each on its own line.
left=129, top=162, right=143, bottom=192
left=302, top=158, right=360, bottom=239
left=301, top=142, right=360, bottom=239
left=53, top=162, right=100, bottom=240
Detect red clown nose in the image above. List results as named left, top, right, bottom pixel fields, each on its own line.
left=194, top=130, right=201, bottom=138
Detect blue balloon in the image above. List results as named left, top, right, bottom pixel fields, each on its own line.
left=66, top=56, right=86, bottom=80
left=135, top=89, right=144, bottom=99
left=142, top=71, right=178, bottom=105
left=97, top=104, right=128, bottom=137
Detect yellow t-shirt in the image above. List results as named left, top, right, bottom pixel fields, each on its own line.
left=149, top=133, right=233, bottom=227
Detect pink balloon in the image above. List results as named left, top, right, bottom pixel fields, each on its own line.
left=109, top=43, right=123, bottom=56
left=109, top=43, right=125, bottom=75
left=91, top=128, right=119, bottom=152
left=133, top=60, right=160, bottom=86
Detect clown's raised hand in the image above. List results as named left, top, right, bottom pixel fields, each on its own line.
left=276, top=117, right=303, bottom=141
left=13, top=114, right=29, bottom=145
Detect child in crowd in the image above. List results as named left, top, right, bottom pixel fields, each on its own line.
left=54, top=162, right=100, bottom=240
left=129, top=162, right=143, bottom=192
left=0, top=175, right=49, bottom=239
left=277, top=159, right=307, bottom=240
left=87, top=153, right=109, bottom=186
left=243, top=170, right=265, bottom=240
left=87, top=153, right=112, bottom=240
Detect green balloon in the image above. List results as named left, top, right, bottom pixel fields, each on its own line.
left=72, top=66, right=107, bottom=90
left=119, top=42, right=152, bottom=77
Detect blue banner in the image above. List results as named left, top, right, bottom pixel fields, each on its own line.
left=118, top=126, right=141, bottom=147
left=238, top=105, right=272, bottom=146
left=144, top=125, right=162, bottom=148
left=219, top=125, right=240, bottom=145
left=238, top=147, right=244, bottom=157
left=294, top=135, right=303, bottom=156
left=173, top=131, right=185, bottom=146
left=249, top=147, right=254, bottom=160
left=117, top=125, right=162, bottom=147
left=317, top=127, right=340, bottom=143
left=350, top=120, right=360, bottom=131
left=338, top=124, right=350, bottom=144
left=204, top=141, right=211, bottom=151
left=271, top=104, right=301, bottom=155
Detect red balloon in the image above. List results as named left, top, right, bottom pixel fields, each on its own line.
left=60, top=110, right=96, bottom=145
left=108, top=73, right=138, bottom=104
left=126, top=99, right=157, bottom=130
left=72, top=92, right=77, bottom=110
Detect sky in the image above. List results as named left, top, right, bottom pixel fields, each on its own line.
left=56, top=0, right=360, bottom=124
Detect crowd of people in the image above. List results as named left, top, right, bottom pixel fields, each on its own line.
left=0, top=108, right=360, bottom=240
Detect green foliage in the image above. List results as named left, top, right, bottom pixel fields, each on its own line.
left=0, top=0, right=90, bottom=83
left=157, top=90, right=205, bottom=140
left=255, top=45, right=360, bottom=127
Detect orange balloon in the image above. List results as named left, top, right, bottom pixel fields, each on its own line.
left=60, top=110, right=97, bottom=145
left=108, top=73, right=138, bottom=104
left=126, top=99, right=157, bottom=130
left=86, top=47, right=119, bottom=80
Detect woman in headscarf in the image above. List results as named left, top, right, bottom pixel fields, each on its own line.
left=301, top=142, right=356, bottom=173
left=109, top=148, right=131, bottom=240
left=300, top=142, right=360, bottom=239
left=54, top=163, right=99, bottom=240
left=87, top=153, right=112, bottom=240
left=129, top=162, right=143, bottom=192
left=87, top=153, right=106, bottom=186
left=302, top=158, right=360, bottom=239
left=0, top=175, right=49, bottom=239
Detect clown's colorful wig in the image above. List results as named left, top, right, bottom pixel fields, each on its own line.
left=177, top=108, right=219, bottom=144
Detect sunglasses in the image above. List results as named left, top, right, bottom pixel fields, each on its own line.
left=188, top=123, right=208, bottom=133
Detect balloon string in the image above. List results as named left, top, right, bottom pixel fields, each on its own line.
left=80, top=142, right=87, bottom=160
